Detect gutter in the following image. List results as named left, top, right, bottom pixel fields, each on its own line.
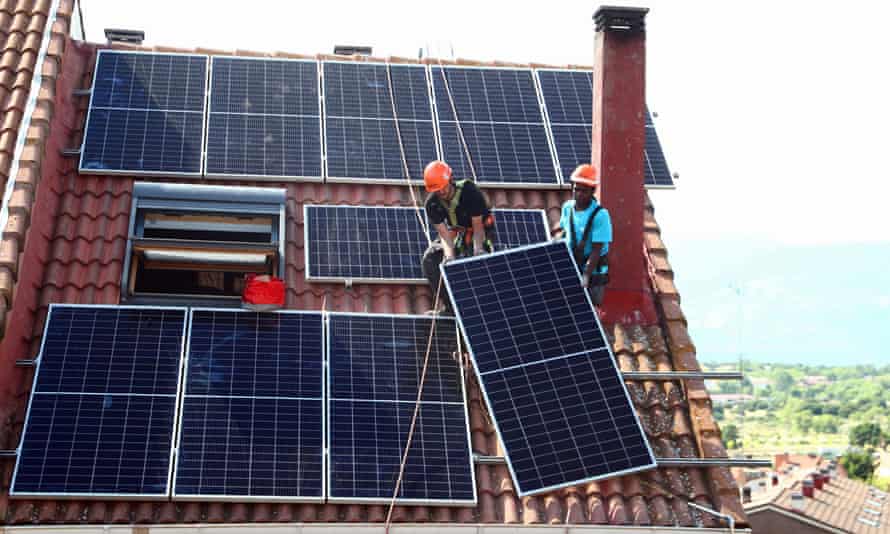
left=0, top=0, right=63, bottom=257
left=0, top=523, right=750, bottom=534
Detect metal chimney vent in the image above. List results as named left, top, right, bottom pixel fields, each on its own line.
left=104, top=28, right=144, bottom=45
left=334, top=45, right=372, bottom=56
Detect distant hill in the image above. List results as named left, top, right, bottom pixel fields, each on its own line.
left=665, top=240, right=890, bottom=365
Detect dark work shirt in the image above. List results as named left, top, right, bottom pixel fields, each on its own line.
left=424, top=181, right=489, bottom=229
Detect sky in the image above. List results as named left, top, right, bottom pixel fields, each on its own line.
left=72, top=1, right=890, bottom=365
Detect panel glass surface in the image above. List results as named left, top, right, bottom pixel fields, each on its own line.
left=323, top=62, right=438, bottom=181
left=206, top=57, right=322, bottom=178
left=305, top=206, right=548, bottom=282
left=80, top=51, right=206, bottom=175
left=11, top=305, right=187, bottom=497
left=327, top=313, right=475, bottom=503
left=442, top=242, right=655, bottom=495
left=536, top=69, right=675, bottom=187
left=431, top=66, right=558, bottom=185
left=174, top=310, right=324, bottom=499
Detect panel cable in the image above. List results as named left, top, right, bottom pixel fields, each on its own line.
left=434, top=58, right=479, bottom=182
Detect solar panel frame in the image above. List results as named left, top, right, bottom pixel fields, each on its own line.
left=9, top=303, right=188, bottom=500
left=78, top=50, right=209, bottom=178
left=429, top=64, right=562, bottom=189
left=325, top=312, right=477, bottom=506
left=440, top=241, right=657, bottom=496
left=204, top=56, right=324, bottom=182
left=534, top=68, right=676, bottom=190
left=321, top=61, right=441, bottom=185
left=172, top=308, right=326, bottom=502
left=303, top=204, right=550, bottom=284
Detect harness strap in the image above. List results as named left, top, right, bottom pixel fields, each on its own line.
left=569, top=205, right=602, bottom=263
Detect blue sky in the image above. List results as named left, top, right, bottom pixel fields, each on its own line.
left=75, top=1, right=890, bottom=365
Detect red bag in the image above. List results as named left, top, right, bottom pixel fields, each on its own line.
left=242, top=274, right=285, bottom=311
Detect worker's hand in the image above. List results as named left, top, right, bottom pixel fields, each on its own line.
left=581, top=274, right=590, bottom=288
left=442, top=251, right=455, bottom=264
left=474, top=247, right=487, bottom=257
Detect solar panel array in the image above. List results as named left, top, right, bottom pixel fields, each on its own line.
left=536, top=69, right=674, bottom=188
left=327, top=313, right=475, bottom=503
left=323, top=62, right=439, bottom=183
left=80, top=51, right=207, bottom=175
left=175, top=309, right=324, bottom=500
left=206, top=57, right=322, bottom=179
left=305, top=205, right=549, bottom=282
left=442, top=242, right=656, bottom=496
left=432, top=66, right=559, bottom=186
left=11, top=305, right=187, bottom=497
left=81, top=53, right=674, bottom=188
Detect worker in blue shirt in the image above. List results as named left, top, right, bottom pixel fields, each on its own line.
left=554, top=164, right=612, bottom=306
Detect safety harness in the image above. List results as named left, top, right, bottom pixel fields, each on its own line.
left=568, top=204, right=609, bottom=286
left=439, top=179, right=495, bottom=256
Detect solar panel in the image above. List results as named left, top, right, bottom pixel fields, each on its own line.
left=441, top=241, right=656, bottom=496
left=431, top=66, right=559, bottom=187
left=11, top=305, right=187, bottom=498
left=205, top=57, right=322, bottom=180
left=327, top=313, right=475, bottom=504
left=323, top=62, right=439, bottom=183
left=80, top=51, right=207, bottom=176
left=304, top=205, right=549, bottom=283
left=536, top=69, right=675, bottom=188
left=173, top=309, right=324, bottom=501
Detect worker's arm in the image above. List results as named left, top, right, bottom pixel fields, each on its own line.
left=435, top=222, right=456, bottom=260
left=471, top=215, right=487, bottom=255
left=582, top=243, right=604, bottom=286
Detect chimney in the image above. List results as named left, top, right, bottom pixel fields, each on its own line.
left=820, top=468, right=830, bottom=485
left=772, top=474, right=779, bottom=486
left=591, top=6, right=658, bottom=325
left=802, top=479, right=815, bottom=498
left=791, top=492, right=805, bottom=513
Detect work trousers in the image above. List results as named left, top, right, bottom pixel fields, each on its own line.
left=421, top=240, right=451, bottom=309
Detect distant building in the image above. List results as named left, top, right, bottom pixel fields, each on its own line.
left=711, top=393, right=755, bottom=405
left=800, top=375, right=830, bottom=386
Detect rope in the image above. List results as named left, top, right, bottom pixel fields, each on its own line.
left=384, top=277, right=445, bottom=531
left=435, top=58, right=478, bottom=182
left=384, top=61, right=431, bottom=241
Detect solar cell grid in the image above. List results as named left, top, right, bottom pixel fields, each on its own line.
left=327, top=313, right=475, bottom=504
left=205, top=57, right=322, bottom=179
left=80, top=51, right=207, bottom=175
left=432, top=66, right=559, bottom=186
left=441, top=241, right=656, bottom=496
left=323, top=62, right=438, bottom=182
left=173, top=309, right=324, bottom=500
left=11, top=305, right=187, bottom=498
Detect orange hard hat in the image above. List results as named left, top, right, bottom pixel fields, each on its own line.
left=424, top=160, right=452, bottom=193
left=570, top=164, right=599, bottom=187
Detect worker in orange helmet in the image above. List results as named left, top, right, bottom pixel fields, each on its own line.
left=421, top=160, right=496, bottom=313
left=553, top=163, right=612, bottom=306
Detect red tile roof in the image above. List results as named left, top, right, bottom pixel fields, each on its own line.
left=0, top=28, right=746, bottom=529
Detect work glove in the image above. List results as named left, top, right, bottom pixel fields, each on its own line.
left=581, top=273, right=590, bottom=288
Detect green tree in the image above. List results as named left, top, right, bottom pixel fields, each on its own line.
left=841, top=449, right=875, bottom=481
left=775, top=371, right=795, bottom=392
left=722, top=424, right=741, bottom=449
left=850, top=423, right=883, bottom=448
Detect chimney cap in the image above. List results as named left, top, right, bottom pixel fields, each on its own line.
left=593, top=6, right=649, bottom=33
left=104, top=28, right=145, bottom=45
left=334, top=45, right=373, bottom=56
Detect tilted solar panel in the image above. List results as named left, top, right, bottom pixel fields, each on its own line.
left=323, top=62, right=439, bottom=183
left=205, top=57, right=322, bottom=180
left=431, top=66, right=559, bottom=187
left=304, top=205, right=549, bottom=283
left=536, top=68, right=675, bottom=188
left=11, top=305, right=187, bottom=498
left=173, top=309, right=324, bottom=501
left=80, top=51, right=207, bottom=176
left=442, top=241, right=656, bottom=496
left=327, top=313, right=475, bottom=504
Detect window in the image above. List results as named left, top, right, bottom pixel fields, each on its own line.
left=123, top=182, right=286, bottom=303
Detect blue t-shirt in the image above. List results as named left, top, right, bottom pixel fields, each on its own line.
left=559, top=200, right=612, bottom=272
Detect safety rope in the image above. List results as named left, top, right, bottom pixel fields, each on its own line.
left=435, top=58, right=478, bottom=182
left=384, top=61, right=431, bottom=241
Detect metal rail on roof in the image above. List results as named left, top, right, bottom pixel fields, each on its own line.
left=473, top=454, right=771, bottom=468
left=621, top=371, right=744, bottom=381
